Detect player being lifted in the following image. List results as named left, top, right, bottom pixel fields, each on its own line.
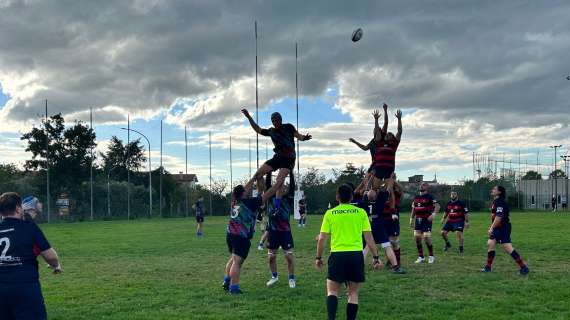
left=348, top=104, right=388, bottom=177
left=241, top=109, right=311, bottom=217
left=482, top=186, right=529, bottom=275
left=222, top=178, right=276, bottom=295
left=265, top=174, right=297, bottom=288
left=371, top=104, right=402, bottom=191
left=410, top=182, right=440, bottom=264
left=440, top=191, right=469, bottom=254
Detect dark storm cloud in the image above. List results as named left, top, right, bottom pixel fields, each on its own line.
left=0, top=0, right=569, bottom=128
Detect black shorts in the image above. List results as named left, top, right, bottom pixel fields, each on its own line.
left=328, top=251, right=365, bottom=283
left=367, top=165, right=374, bottom=174
left=383, top=217, right=400, bottom=237
left=414, top=217, right=433, bottom=233
left=226, top=233, right=251, bottom=259
left=442, top=221, right=464, bottom=232
left=267, top=230, right=294, bottom=250
left=371, top=219, right=389, bottom=245
left=196, top=216, right=204, bottom=223
left=265, top=154, right=295, bottom=171
left=374, top=166, right=395, bottom=180
left=0, top=282, right=47, bottom=320
left=490, top=224, right=512, bottom=244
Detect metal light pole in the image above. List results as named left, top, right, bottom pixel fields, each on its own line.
left=90, top=107, right=94, bottom=220
left=185, top=125, right=189, bottom=217
left=107, top=166, right=116, bottom=217
left=562, top=155, right=569, bottom=211
left=550, top=145, right=562, bottom=211
left=255, top=21, right=259, bottom=169
left=127, top=115, right=131, bottom=220
left=160, top=119, right=163, bottom=218
left=295, top=42, right=300, bottom=179
left=44, top=100, right=51, bottom=223
left=209, top=131, right=213, bottom=216
left=122, top=127, right=152, bottom=218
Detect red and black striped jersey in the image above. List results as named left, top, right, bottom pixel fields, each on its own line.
left=373, top=139, right=399, bottom=170
left=444, top=200, right=468, bottom=222
left=382, top=191, right=402, bottom=219
left=413, top=193, right=437, bottom=218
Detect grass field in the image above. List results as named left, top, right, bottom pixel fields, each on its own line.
left=38, top=211, right=569, bottom=320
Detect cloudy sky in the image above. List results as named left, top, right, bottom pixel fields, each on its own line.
left=1, top=0, right=569, bottom=184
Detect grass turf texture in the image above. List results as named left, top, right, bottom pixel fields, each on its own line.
left=39, top=212, right=569, bottom=320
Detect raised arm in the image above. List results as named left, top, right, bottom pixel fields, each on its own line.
left=382, top=103, right=389, bottom=135
left=241, top=108, right=263, bottom=134
left=348, top=138, right=369, bottom=151
left=395, top=109, right=402, bottom=141
left=293, top=128, right=312, bottom=141
left=373, top=109, right=382, bottom=142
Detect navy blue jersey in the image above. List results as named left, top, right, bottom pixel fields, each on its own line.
left=491, top=198, right=510, bottom=227
left=267, top=197, right=293, bottom=232
left=352, top=199, right=376, bottom=218
left=195, top=201, right=204, bottom=217
left=260, top=123, right=296, bottom=158
left=0, top=218, right=51, bottom=283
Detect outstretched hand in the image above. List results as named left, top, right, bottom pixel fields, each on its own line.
left=372, top=109, right=380, bottom=119
left=349, top=138, right=356, bottom=143
left=395, top=109, right=402, bottom=119
left=303, top=133, right=312, bottom=141
left=241, top=108, right=251, bottom=118
left=383, top=103, right=388, bottom=111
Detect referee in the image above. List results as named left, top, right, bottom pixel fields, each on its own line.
left=316, top=184, right=381, bottom=320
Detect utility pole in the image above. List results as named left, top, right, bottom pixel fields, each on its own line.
left=45, top=100, right=50, bottom=223
left=561, top=155, right=569, bottom=211
left=160, top=119, right=163, bottom=218
left=550, top=145, right=562, bottom=211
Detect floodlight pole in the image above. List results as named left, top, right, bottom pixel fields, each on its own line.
left=45, top=100, right=50, bottom=223
left=122, top=127, right=152, bottom=218
left=107, top=166, right=117, bottom=217
left=562, top=155, right=569, bottom=211
left=550, top=145, right=562, bottom=211
left=255, top=21, right=259, bottom=170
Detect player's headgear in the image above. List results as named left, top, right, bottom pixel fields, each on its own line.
left=270, top=112, right=282, bottom=122
left=22, top=196, right=40, bottom=212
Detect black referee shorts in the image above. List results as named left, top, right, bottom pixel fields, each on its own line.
left=327, top=251, right=365, bottom=283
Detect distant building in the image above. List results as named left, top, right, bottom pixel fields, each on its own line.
left=406, top=173, right=438, bottom=186
left=172, top=173, right=198, bottom=189
left=518, top=179, right=568, bottom=210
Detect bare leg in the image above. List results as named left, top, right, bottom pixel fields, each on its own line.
left=268, top=250, right=278, bottom=274
left=229, top=254, right=244, bottom=285
left=383, top=245, right=398, bottom=267
left=285, top=250, right=295, bottom=276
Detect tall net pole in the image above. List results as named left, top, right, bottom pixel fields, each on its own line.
left=160, top=119, right=163, bottom=217
left=295, top=42, right=300, bottom=179
left=255, top=20, right=259, bottom=170
left=127, top=114, right=130, bottom=220
left=90, top=107, right=94, bottom=220
left=209, top=131, right=213, bottom=216
left=185, top=125, right=189, bottom=217
left=45, top=100, right=50, bottom=223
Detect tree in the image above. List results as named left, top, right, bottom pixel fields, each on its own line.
left=522, top=170, right=542, bottom=180
left=100, top=136, right=146, bottom=176
left=301, top=167, right=326, bottom=189
left=21, top=114, right=96, bottom=194
left=549, top=169, right=566, bottom=179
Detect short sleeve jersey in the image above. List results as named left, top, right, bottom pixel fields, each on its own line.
left=491, top=198, right=510, bottom=227
left=445, top=200, right=468, bottom=222
left=260, top=123, right=297, bottom=157
left=267, top=197, right=292, bottom=232
left=413, top=193, right=437, bottom=218
left=320, top=203, right=371, bottom=252
left=373, top=139, right=400, bottom=170
left=382, top=191, right=402, bottom=219
left=227, top=197, right=263, bottom=239
left=0, top=218, right=51, bottom=283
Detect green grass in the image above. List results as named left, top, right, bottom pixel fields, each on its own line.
left=39, top=212, right=570, bottom=319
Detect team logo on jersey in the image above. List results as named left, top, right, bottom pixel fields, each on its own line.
left=231, top=205, right=240, bottom=218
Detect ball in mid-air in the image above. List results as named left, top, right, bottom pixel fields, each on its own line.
left=351, top=28, right=363, bottom=42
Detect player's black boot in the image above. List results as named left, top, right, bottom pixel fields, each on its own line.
left=222, top=281, right=230, bottom=291
left=481, top=266, right=492, bottom=273
left=519, top=265, right=530, bottom=275
left=443, top=242, right=451, bottom=252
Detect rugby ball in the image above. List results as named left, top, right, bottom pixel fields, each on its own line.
left=566, top=75, right=570, bottom=80
left=351, top=28, right=363, bottom=42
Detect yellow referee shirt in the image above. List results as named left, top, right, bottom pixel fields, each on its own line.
left=320, top=203, right=371, bottom=252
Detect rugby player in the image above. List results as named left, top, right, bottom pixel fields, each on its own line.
left=21, top=196, right=43, bottom=221
left=349, top=105, right=388, bottom=177
left=370, top=106, right=402, bottom=190
left=0, top=192, right=62, bottom=320
left=440, top=191, right=469, bottom=254
left=241, top=109, right=311, bottom=217
left=298, top=195, right=307, bottom=228
left=194, top=197, right=205, bottom=237
left=482, top=186, right=529, bottom=275
left=316, top=184, right=382, bottom=320
left=410, top=182, right=440, bottom=264
left=222, top=178, right=276, bottom=294
left=265, top=175, right=297, bottom=288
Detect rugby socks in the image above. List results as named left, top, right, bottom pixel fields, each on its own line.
left=223, top=276, right=230, bottom=285
left=415, top=239, right=424, bottom=258
left=271, top=272, right=278, bottom=279
left=427, top=244, right=434, bottom=257
left=346, top=303, right=358, bottom=320
left=229, top=284, right=241, bottom=294
left=486, top=250, right=496, bottom=268
left=326, top=295, right=338, bottom=320
left=288, top=274, right=295, bottom=280
left=459, top=246, right=464, bottom=253
left=394, top=248, right=401, bottom=265
left=510, top=250, right=526, bottom=268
